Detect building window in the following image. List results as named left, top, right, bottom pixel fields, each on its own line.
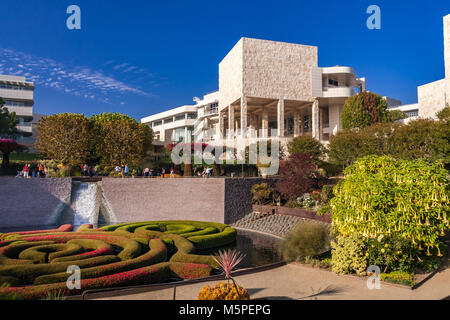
left=153, top=121, right=162, bottom=127
left=0, top=84, right=25, bottom=90
left=4, top=100, right=25, bottom=107
left=187, top=113, right=197, bottom=119
left=406, top=109, right=419, bottom=118
left=175, top=115, right=185, bottom=121
left=208, top=103, right=218, bottom=114
left=328, top=79, right=338, bottom=86
left=164, top=118, right=173, bottom=124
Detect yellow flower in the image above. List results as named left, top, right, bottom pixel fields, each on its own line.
left=381, top=249, right=385, bottom=253
left=384, top=244, right=389, bottom=248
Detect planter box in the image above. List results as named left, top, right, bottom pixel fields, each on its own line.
left=252, top=204, right=331, bottom=223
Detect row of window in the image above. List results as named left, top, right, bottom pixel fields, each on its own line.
left=406, top=109, right=419, bottom=118
left=3, top=100, right=26, bottom=107
left=152, top=113, right=198, bottom=127
left=0, top=84, right=26, bottom=90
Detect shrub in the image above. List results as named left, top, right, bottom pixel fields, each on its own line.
left=198, top=282, right=250, bottom=300
left=330, top=233, right=367, bottom=275
left=276, top=153, right=316, bottom=201
left=320, top=185, right=334, bottom=205
left=287, top=136, right=324, bottom=161
left=380, top=271, right=415, bottom=286
left=330, top=156, right=449, bottom=260
left=251, top=183, right=275, bottom=205
left=279, top=223, right=330, bottom=262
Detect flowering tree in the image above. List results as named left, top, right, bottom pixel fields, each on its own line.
left=0, top=139, right=27, bottom=170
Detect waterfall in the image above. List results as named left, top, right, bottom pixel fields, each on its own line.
left=62, top=182, right=101, bottom=227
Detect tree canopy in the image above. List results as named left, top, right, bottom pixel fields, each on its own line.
left=35, top=113, right=92, bottom=166
left=341, top=92, right=406, bottom=129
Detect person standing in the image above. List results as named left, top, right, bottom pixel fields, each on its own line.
left=161, top=168, right=165, bottom=178
left=94, top=164, right=100, bottom=177
left=124, top=164, right=129, bottom=177
left=170, top=167, right=174, bottom=178
left=23, top=164, right=30, bottom=179
left=83, top=164, right=89, bottom=177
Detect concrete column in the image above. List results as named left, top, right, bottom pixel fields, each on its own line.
left=262, top=107, right=269, bottom=138
left=319, top=108, right=324, bottom=141
left=160, top=129, right=166, bottom=142
left=277, top=99, right=285, bottom=137
left=219, top=112, right=225, bottom=139
left=228, top=105, right=234, bottom=137
left=293, top=110, right=300, bottom=137
left=240, top=96, right=248, bottom=137
left=184, top=126, right=189, bottom=143
left=312, top=99, right=320, bottom=140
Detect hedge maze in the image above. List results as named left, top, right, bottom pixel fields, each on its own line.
left=0, top=221, right=237, bottom=299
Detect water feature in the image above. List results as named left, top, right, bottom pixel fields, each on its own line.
left=61, top=181, right=101, bottom=227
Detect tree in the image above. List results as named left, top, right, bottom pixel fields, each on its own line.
left=0, top=139, right=27, bottom=170
left=91, top=113, right=153, bottom=166
left=35, top=113, right=92, bottom=167
left=276, top=153, right=316, bottom=201
left=0, top=98, right=19, bottom=138
left=436, top=104, right=450, bottom=121
left=341, top=92, right=403, bottom=129
left=388, top=118, right=450, bottom=166
left=287, top=135, right=324, bottom=161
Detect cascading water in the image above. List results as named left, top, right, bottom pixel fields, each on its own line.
left=65, top=182, right=100, bottom=227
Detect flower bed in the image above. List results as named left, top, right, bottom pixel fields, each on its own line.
left=0, top=220, right=237, bottom=299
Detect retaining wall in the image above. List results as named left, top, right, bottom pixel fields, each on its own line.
left=0, top=177, right=72, bottom=229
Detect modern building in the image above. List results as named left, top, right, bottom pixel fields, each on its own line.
left=142, top=38, right=366, bottom=146
left=142, top=14, right=449, bottom=146
left=0, top=74, right=35, bottom=146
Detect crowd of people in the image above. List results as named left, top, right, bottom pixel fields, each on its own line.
left=17, top=163, right=47, bottom=178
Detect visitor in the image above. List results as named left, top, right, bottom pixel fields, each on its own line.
left=115, top=165, right=121, bottom=175
left=149, top=168, right=154, bottom=178
left=38, top=163, right=44, bottom=177
left=94, top=164, right=100, bottom=177
left=137, top=167, right=142, bottom=177
left=161, top=168, right=165, bottom=178
left=144, top=167, right=149, bottom=177
left=43, top=165, right=48, bottom=177
left=124, top=164, right=129, bottom=177
left=83, top=164, right=89, bottom=176
left=23, top=164, right=30, bottom=179
left=206, top=167, right=212, bottom=177
left=170, top=167, right=174, bottom=178
left=31, top=168, right=36, bottom=178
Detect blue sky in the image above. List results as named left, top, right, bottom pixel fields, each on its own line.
left=0, top=0, right=449, bottom=121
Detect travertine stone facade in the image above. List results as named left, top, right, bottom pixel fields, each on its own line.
left=219, top=38, right=317, bottom=112
left=418, top=79, right=446, bottom=119
left=219, top=39, right=244, bottom=112
left=241, top=38, right=317, bottom=102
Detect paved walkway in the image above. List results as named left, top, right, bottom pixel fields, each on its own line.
left=95, top=256, right=449, bottom=300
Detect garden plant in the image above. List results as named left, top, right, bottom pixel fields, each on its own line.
left=0, top=220, right=237, bottom=299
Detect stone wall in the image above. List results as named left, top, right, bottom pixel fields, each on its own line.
left=418, top=79, right=446, bottom=119
left=101, top=178, right=226, bottom=223
left=224, top=177, right=279, bottom=224
left=0, top=178, right=71, bottom=229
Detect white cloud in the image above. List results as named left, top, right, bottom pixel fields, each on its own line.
left=0, top=48, right=153, bottom=103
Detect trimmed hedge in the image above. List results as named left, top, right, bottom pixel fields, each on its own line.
left=0, top=220, right=237, bottom=299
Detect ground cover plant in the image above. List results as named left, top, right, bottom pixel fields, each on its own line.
left=0, top=220, right=236, bottom=299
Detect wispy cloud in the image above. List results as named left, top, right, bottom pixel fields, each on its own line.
left=0, top=48, right=155, bottom=103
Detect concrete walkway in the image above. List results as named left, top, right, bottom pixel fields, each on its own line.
left=96, top=257, right=449, bottom=300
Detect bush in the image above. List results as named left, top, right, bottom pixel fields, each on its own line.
left=251, top=183, right=276, bottom=205
left=320, top=185, right=334, bottom=205
left=287, top=136, right=324, bottom=161
left=380, top=271, right=415, bottom=286
left=331, top=233, right=367, bottom=275
left=331, top=156, right=449, bottom=259
left=198, top=282, right=250, bottom=300
left=279, top=223, right=330, bottom=262
left=276, top=153, right=316, bottom=201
